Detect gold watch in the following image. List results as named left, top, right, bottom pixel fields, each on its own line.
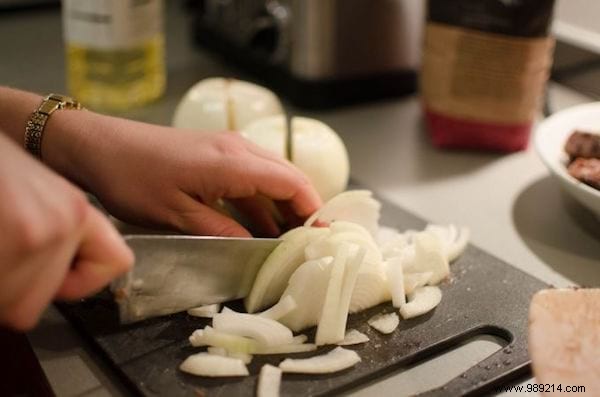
left=25, top=93, right=83, bottom=159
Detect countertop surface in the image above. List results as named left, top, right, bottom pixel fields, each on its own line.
left=1, top=3, right=599, bottom=397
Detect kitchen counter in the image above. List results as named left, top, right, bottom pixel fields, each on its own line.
left=1, top=3, right=598, bottom=397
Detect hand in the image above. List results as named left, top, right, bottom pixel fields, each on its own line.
left=0, top=134, right=133, bottom=330
left=49, top=113, right=322, bottom=237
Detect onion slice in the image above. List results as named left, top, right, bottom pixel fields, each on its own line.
left=179, top=353, right=248, bottom=377
left=337, top=329, right=370, bottom=346
left=277, top=257, right=334, bottom=332
left=187, top=303, right=221, bottom=318
left=349, top=267, right=390, bottom=313
left=279, top=347, right=361, bottom=374
left=189, top=326, right=258, bottom=353
left=405, top=232, right=449, bottom=285
left=368, top=312, right=399, bottom=334
left=304, top=190, right=381, bottom=236
left=316, top=243, right=365, bottom=345
left=212, top=311, right=293, bottom=346
left=253, top=343, right=317, bottom=355
left=400, top=286, right=442, bottom=320
left=425, top=224, right=470, bottom=262
left=386, top=256, right=406, bottom=308
left=258, top=295, right=297, bottom=321
left=206, top=347, right=253, bottom=364
left=245, top=226, right=330, bottom=313
left=404, top=272, right=433, bottom=295
left=257, top=364, right=282, bottom=397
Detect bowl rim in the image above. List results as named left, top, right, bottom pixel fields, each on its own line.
left=534, top=102, right=600, bottom=202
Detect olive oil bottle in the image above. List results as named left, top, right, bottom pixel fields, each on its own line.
left=62, top=0, right=165, bottom=111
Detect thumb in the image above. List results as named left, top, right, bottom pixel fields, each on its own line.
left=170, top=196, right=251, bottom=237
left=56, top=207, right=134, bottom=300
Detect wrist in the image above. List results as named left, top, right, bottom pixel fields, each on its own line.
left=42, top=107, right=103, bottom=190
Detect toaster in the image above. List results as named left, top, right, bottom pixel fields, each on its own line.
left=190, top=0, right=424, bottom=108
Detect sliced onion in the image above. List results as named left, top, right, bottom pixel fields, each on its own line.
left=207, top=344, right=253, bottom=364
left=304, top=190, right=381, bottom=236
left=207, top=346, right=227, bottom=356
left=404, top=272, right=433, bottom=295
left=278, top=257, right=334, bottom=332
left=349, top=265, right=390, bottom=314
left=212, top=312, right=293, bottom=346
left=404, top=232, right=449, bottom=285
left=425, top=224, right=470, bottom=262
left=257, top=364, right=282, bottom=397
left=316, top=243, right=365, bottom=345
left=368, top=312, right=399, bottom=334
left=330, top=221, right=373, bottom=239
left=228, top=351, right=253, bottom=364
left=179, top=353, right=248, bottom=377
left=337, top=329, right=370, bottom=346
left=254, top=343, right=317, bottom=355
left=400, top=286, right=442, bottom=320
left=187, top=303, right=221, bottom=318
left=305, top=231, right=381, bottom=265
left=258, top=295, right=297, bottom=321
left=189, top=326, right=257, bottom=353
left=376, top=225, right=402, bottom=247
left=245, top=226, right=330, bottom=313
left=292, top=334, right=308, bottom=344
left=386, top=256, right=406, bottom=308
left=279, top=347, right=361, bottom=374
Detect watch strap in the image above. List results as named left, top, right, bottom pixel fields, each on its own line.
left=25, top=93, right=82, bottom=159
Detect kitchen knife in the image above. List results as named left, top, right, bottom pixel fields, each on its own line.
left=112, top=235, right=281, bottom=323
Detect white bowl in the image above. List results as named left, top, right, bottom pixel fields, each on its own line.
left=534, top=102, right=600, bottom=219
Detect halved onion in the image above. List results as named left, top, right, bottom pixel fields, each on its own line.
left=257, top=364, right=282, bottom=397
left=399, top=286, right=442, bottom=320
left=279, top=347, right=361, bottom=374
left=179, top=352, right=249, bottom=377
left=245, top=226, right=330, bottom=313
left=187, top=303, right=221, bottom=318
left=368, top=312, right=400, bottom=334
left=212, top=312, right=293, bottom=346
left=304, top=190, right=381, bottom=236
left=337, top=329, right=370, bottom=346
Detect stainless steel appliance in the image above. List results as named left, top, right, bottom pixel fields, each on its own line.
left=190, top=0, right=424, bottom=108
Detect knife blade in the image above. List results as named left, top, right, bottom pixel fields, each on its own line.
left=112, top=235, right=281, bottom=323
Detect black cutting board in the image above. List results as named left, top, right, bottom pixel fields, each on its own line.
left=57, top=195, right=549, bottom=396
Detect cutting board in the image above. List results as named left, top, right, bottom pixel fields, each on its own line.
left=57, top=194, right=548, bottom=396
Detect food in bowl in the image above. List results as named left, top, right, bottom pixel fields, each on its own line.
left=564, top=131, right=600, bottom=190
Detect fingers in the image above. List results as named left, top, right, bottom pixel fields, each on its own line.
left=229, top=196, right=281, bottom=237
left=224, top=147, right=322, bottom=218
left=169, top=194, right=252, bottom=237
left=56, top=207, right=134, bottom=300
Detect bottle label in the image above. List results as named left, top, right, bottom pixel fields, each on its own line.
left=62, top=0, right=163, bottom=49
left=421, top=22, right=554, bottom=125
